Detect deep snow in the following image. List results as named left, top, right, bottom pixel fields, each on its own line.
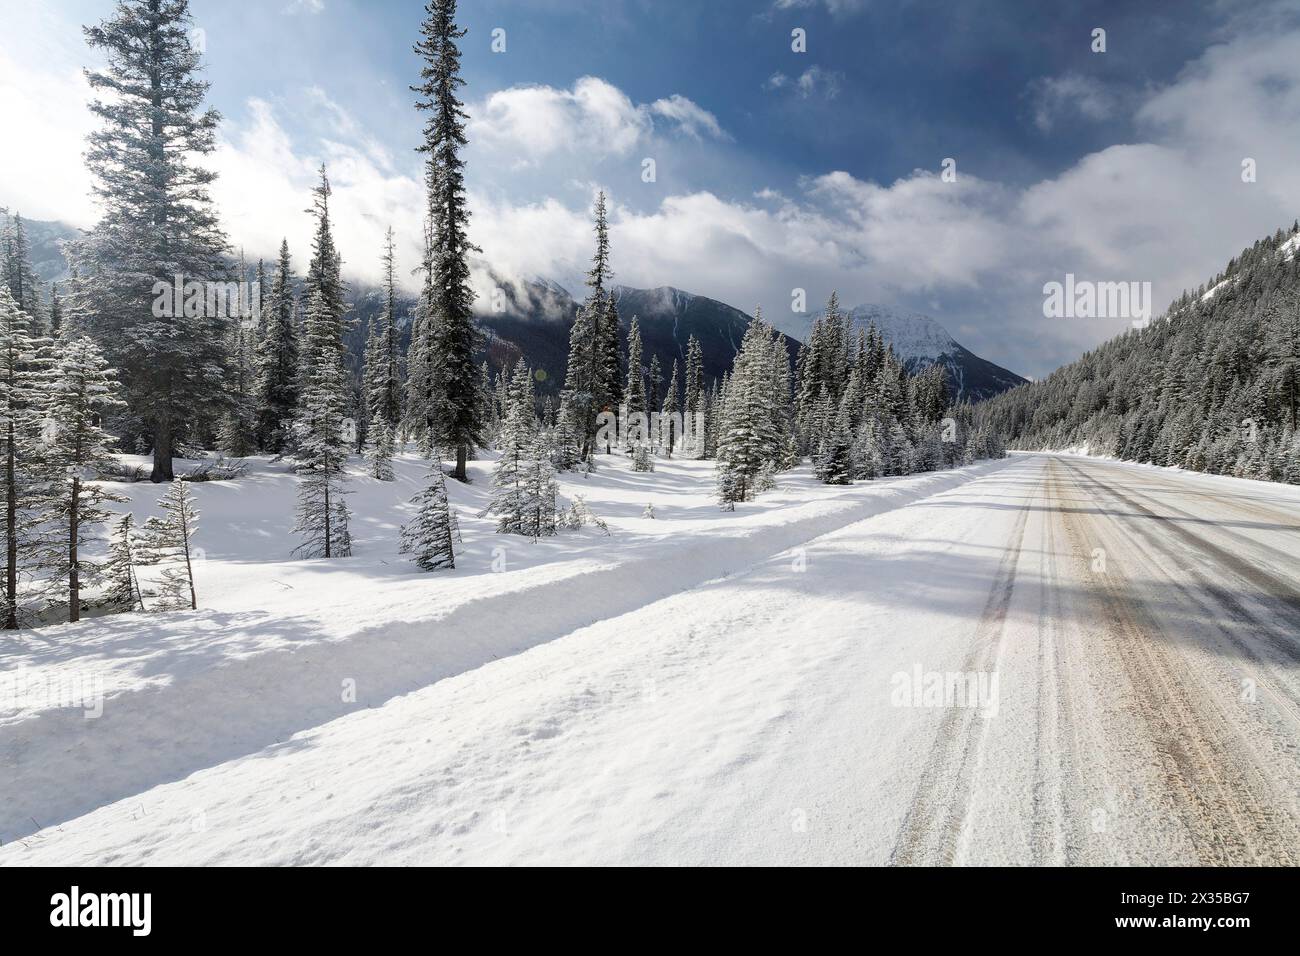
left=0, top=448, right=1007, bottom=850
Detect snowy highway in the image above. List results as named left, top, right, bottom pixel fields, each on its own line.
left=4, top=453, right=1300, bottom=865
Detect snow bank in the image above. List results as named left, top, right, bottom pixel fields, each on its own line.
left=0, top=453, right=1012, bottom=843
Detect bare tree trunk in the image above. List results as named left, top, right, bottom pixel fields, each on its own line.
left=180, top=501, right=196, bottom=610
left=69, top=478, right=81, bottom=623
left=454, top=444, right=468, bottom=482
left=323, top=478, right=332, bottom=559
left=4, top=424, right=17, bottom=629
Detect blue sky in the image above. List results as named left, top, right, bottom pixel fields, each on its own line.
left=2, top=0, right=1299, bottom=377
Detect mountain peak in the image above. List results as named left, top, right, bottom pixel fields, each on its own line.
left=773, top=301, right=1024, bottom=401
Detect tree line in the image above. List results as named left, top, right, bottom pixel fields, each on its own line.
left=982, top=224, right=1300, bottom=483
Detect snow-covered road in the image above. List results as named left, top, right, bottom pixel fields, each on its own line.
left=4, top=453, right=1299, bottom=865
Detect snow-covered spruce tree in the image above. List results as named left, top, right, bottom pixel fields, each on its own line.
left=367, top=421, right=396, bottom=481
left=596, top=294, right=623, bottom=454
left=623, top=314, right=646, bottom=452
left=362, top=226, right=402, bottom=477
left=661, top=359, right=680, bottom=457
left=684, top=334, right=704, bottom=423
left=633, top=442, right=655, bottom=472
left=647, top=353, right=663, bottom=420
left=715, top=314, right=788, bottom=507
left=400, top=466, right=458, bottom=570
left=48, top=283, right=63, bottom=338
left=563, top=190, right=615, bottom=462
left=102, top=513, right=145, bottom=612
left=293, top=288, right=354, bottom=559
left=853, top=416, right=885, bottom=479
left=298, top=166, right=348, bottom=394
left=403, top=216, right=436, bottom=455
left=414, top=0, right=483, bottom=481
left=41, top=336, right=127, bottom=623
left=291, top=169, right=353, bottom=559
left=551, top=393, right=583, bottom=471
left=814, top=402, right=855, bottom=485
left=75, top=0, right=230, bottom=482
left=489, top=363, right=537, bottom=535
left=138, top=478, right=199, bottom=611
left=217, top=254, right=258, bottom=457
left=1, top=211, right=47, bottom=328
left=364, top=230, right=403, bottom=431
left=253, top=239, right=299, bottom=453
left=0, top=286, right=55, bottom=629
left=521, top=431, right=559, bottom=539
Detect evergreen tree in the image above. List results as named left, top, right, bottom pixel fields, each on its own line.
left=102, top=513, right=145, bottom=612
left=298, top=167, right=348, bottom=391
left=648, top=353, right=663, bottom=415
left=75, top=0, right=230, bottom=481
left=218, top=254, right=257, bottom=457
left=624, top=315, right=646, bottom=451
left=596, top=293, right=623, bottom=452
left=253, top=239, right=299, bottom=453
left=684, top=334, right=704, bottom=420
left=715, top=313, right=787, bottom=506
left=414, top=0, right=483, bottom=481
left=48, top=283, right=63, bottom=338
left=552, top=393, right=583, bottom=471
left=364, top=227, right=403, bottom=436
left=521, top=432, right=559, bottom=539
left=41, top=336, right=127, bottom=622
left=661, top=359, right=680, bottom=456
left=490, top=363, right=538, bottom=534
left=0, top=211, right=46, bottom=326
left=562, top=190, right=614, bottom=462
left=367, top=420, right=396, bottom=481
left=293, top=285, right=353, bottom=558
left=0, top=287, right=55, bottom=628
left=400, top=466, right=458, bottom=570
left=138, top=479, right=199, bottom=611
left=814, top=400, right=854, bottom=484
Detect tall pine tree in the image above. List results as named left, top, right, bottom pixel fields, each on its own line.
left=414, top=0, right=482, bottom=481
left=75, top=0, right=230, bottom=481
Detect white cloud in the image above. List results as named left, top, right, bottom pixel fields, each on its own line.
left=649, top=95, right=728, bottom=141
left=764, top=66, right=843, bottom=99
left=468, top=77, right=724, bottom=168
left=1027, top=73, right=1117, bottom=131
left=0, top=45, right=98, bottom=226
left=772, top=0, right=867, bottom=16
left=4, top=7, right=1300, bottom=377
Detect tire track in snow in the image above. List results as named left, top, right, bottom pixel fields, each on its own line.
left=888, top=466, right=1036, bottom=866
left=1060, top=459, right=1300, bottom=718
left=1055, top=459, right=1300, bottom=865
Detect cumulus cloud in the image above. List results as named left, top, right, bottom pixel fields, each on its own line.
left=4, top=6, right=1300, bottom=377
left=649, top=94, right=728, bottom=141
left=468, top=77, right=724, bottom=166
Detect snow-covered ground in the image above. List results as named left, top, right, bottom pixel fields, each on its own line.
left=0, top=449, right=1007, bottom=857
left=5, top=451, right=1299, bottom=866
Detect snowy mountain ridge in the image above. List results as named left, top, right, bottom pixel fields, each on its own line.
left=774, top=301, right=1026, bottom=402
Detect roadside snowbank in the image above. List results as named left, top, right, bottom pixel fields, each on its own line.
left=0, top=452, right=1011, bottom=843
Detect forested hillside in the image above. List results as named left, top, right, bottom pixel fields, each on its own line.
left=982, top=224, right=1300, bottom=483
